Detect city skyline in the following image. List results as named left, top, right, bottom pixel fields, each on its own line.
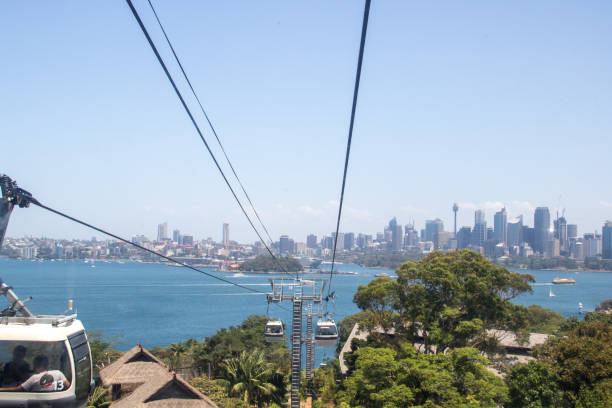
left=3, top=2, right=612, bottom=242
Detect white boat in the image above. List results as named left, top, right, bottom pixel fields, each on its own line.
left=549, top=288, right=555, bottom=297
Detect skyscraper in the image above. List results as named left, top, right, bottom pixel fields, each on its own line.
left=222, top=222, right=229, bottom=246
left=279, top=235, right=293, bottom=255
left=603, top=221, right=612, bottom=260
left=157, top=222, right=168, bottom=241
left=601, top=221, right=612, bottom=259
left=457, top=227, right=472, bottom=249
left=425, top=219, right=444, bottom=242
left=172, top=229, right=181, bottom=243
left=344, top=232, right=355, bottom=250
left=472, top=210, right=487, bottom=247
left=306, top=234, right=318, bottom=249
left=567, top=224, right=578, bottom=240
left=493, top=208, right=508, bottom=246
left=507, top=217, right=523, bottom=249
left=534, top=207, right=550, bottom=254
left=555, top=216, right=568, bottom=253
left=452, top=203, right=459, bottom=237
left=331, top=232, right=344, bottom=251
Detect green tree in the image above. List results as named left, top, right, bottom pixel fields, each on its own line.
left=394, top=250, right=533, bottom=353
left=87, top=330, right=122, bottom=375
left=506, top=361, right=562, bottom=408
left=536, top=321, right=612, bottom=406
left=354, top=276, right=399, bottom=336
left=220, top=349, right=279, bottom=407
left=189, top=376, right=248, bottom=408
left=340, top=345, right=507, bottom=408
left=168, top=342, right=188, bottom=370
left=239, top=256, right=303, bottom=272
left=86, top=386, right=111, bottom=408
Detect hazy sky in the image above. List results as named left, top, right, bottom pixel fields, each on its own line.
left=2, top=1, right=611, bottom=243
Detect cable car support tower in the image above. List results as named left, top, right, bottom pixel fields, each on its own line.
left=267, top=278, right=327, bottom=408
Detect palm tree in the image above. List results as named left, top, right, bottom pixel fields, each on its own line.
left=86, top=386, right=111, bottom=408
left=220, top=349, right=278, bottom=407
left=168, top=342, right=188, bottom=370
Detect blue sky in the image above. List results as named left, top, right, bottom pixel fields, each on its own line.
left=2, top=1, right=611, bottom=243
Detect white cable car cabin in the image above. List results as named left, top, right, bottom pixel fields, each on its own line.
left=0, top=286, right=93, bottom=407
left=264, top=320, right=284, bottom=342
left=314, top=320, right=338, bottom=348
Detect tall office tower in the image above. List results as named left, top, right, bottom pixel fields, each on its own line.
left=534, top=207, right=550, bottom=254
left=522, top=226, right=535, bottom=249
left=322, top=235, right=333, bottom=250
left=567, top=224, right=578, bottom=240
left=472, top=210, right=487, bottom=247
left=493, top=208, right=508, bottom=246
left=182, top=235, right=194, bottom=246
left=425, top=219, right=444, bottom=242
left=452, top=203, right=459, bottom=237
left=583, top=233, right=599, bottom=257
left=392, top=225, right=403, bottom=251
left=222, top=222, right=229, bottom=246
left=507, top=217, right=523, bottom=248
left=172, top=229, right=181, bottom=243
left=457, top=227, right=472, bottom=249
left=404, top=224, right=419, bottom=248
left=603, top=221, right=612, bottom=259
left=279, top=235, right=292, bottom=255
left=306, top=234, right=318, bottom=249
left=555, top=217, right=568, bottom=252
left=434, top=231, right=452, bottom=250
left=356, top=233, right=366, bottom=249
left=344, top=232, right=355, bottom=250
left=157, top=222, right=168, bottom=241
left=331, top=232, right=344, bottom=251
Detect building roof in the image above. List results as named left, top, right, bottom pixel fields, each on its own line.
left=100, top=345, right=218, bottom=408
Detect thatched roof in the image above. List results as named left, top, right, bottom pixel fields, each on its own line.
left=99, top=345, right=218, bottom=408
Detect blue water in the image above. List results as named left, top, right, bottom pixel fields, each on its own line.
left=0, top=258, right=610, bottom=357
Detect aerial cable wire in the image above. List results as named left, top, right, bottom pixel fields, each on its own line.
left=124, top=0, right=296, bottom=279
left=145, top=0, right=275, bottom=246
left=24, top=197, right=289, bottom=312
left=328, top=0, right=371, bottom=296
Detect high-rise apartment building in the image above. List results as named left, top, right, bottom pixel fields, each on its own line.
left=603, top=221, right=612, bottom=259
left=534, top=207, right=550, bottom=254
left=222, top=223, right=229, bottom=246
left=172, top=229, right=181, bottom=243
left=157, top=222, right=168, bottom=241
left=493, top=208, right=508, bottom=246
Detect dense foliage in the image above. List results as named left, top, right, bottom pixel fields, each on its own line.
left=239, top=256, right=303, bottom=272
left=343, top=250, right=422, bottom=269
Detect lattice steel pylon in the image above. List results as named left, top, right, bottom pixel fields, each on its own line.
left=267, top=278, right=327, bottom=408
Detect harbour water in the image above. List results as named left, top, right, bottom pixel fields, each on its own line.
left=0, top=258, right=610, bottom=354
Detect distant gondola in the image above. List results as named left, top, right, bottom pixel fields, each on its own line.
left=264, top=320, right=284, bottom=342
left=314, top=320, right=338, bottom=347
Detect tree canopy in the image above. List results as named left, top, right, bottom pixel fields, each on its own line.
left=239, top=256, right=303, bottom=272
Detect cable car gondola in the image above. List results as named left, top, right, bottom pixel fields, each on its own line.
left=264, top=320, right=284, bottom=343
left=0, top=284, right=94, bottom=407
left=314, top=319, right=338, bottom=348
left=0, top=175, right=94, bottom=407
